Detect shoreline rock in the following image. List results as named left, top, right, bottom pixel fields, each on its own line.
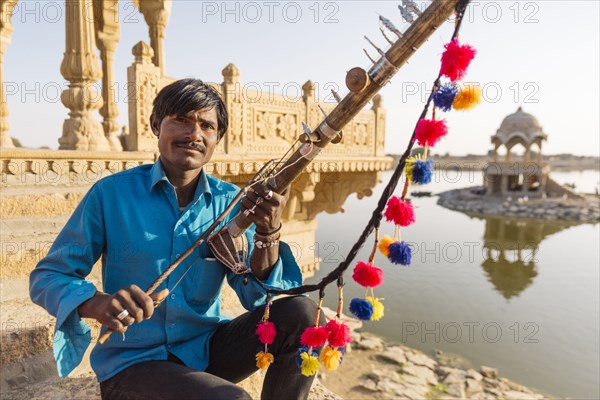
left=319, top=330, right=549, bottom=400
left=437, top=187, right=599, bottom=222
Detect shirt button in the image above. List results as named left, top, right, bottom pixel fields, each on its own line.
left=170, top=323, right=175, bottom=328
left=170, top=294, right=176, bottom=300
left=175, top=254, right=181, bottom=258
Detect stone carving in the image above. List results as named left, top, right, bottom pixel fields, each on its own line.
left=307, top=171, right=381, bottom=219
left=0, top=0, right=18, bottom=148
left=58, top=0, right=109, bottom=151
left=125, top=42, right=161, bottom=151
left=93, top=0, right=123, bottom=151
left=136, top=0, right=172, bottom=74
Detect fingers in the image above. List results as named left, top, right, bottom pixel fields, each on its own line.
left=110, top=285, right=154, bottom=328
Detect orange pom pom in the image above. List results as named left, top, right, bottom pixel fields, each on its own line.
left=378, top=235, right=393, bottom=257
left=453, top=84, right=482, bottom=111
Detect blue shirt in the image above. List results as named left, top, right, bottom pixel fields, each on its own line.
left=29, top=160, right=303, bottom=381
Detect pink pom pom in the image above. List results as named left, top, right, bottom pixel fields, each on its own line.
left=415, top=119, right=448, bottom=147
left=300, top=326, right=329, bottom=348
left=352, top=261, right=384, bottom=288
left=325, top=320, right=352, bottom=347
left=384, top=196, right=415, bottom=227
left=440, top=38, right=476, bottom=82
left=256, top=321, right=277, bottom=345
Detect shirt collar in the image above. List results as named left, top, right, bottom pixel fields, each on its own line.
left=149, top=159, right=213, bottom=206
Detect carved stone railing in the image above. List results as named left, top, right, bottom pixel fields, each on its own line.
left=1, top=148, right=391, bottom=274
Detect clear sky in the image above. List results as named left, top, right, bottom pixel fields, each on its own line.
left=4, top=1, right=599, bottom=156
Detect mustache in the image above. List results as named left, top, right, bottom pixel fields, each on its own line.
left=174, top=141, right=206, bottom=152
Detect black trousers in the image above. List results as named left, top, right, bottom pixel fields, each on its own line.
left=100, top=296, right=321, bottom=400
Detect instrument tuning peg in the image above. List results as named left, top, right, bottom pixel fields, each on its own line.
left=318, top=105, right=328, bottom=117
left=398, top=5, right=414, bottom=23
left=364, top=36, right=386, bottom=56
left=379, top=27, right=394, bottom=45
left=363, top=48, right=377, bottom=64
left=300, top=122, right=320, bottom=143
left=402, top=0, right=422, bottom=17
left=317, top=104, right=343, bottom=144
left=345, top=67, right=370, bottom=93
left=379, top=15, right=403, bottom=38
left=330, top=89, right=342, bottom=103
left=302, top=121, right=312, bottom=135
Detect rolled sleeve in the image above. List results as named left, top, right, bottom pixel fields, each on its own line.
left=52, top=280, right=97, bottom=377
left=29, top=184, right=105, bottom=377
left=227, top=241, right=303, bottom=311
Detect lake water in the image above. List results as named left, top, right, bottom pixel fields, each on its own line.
left=307, top=169, right=600, bottom=398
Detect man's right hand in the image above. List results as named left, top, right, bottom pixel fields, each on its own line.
left=78, top=285, right=169, bottom=333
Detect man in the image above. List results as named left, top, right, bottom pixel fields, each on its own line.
left=30, top=79, right=320, bottom=399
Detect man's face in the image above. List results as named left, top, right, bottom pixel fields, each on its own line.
left=155, top=107, right=220, bottom=174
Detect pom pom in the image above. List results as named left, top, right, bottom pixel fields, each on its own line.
left=255, top=351, right=274, bottom=370
left=406, top=157, right=433, bottom=185
left=378, top=235, right=394, bottom=257
left=300, top=326, right=329, bottom=348
left=300, top=351, right=321, bottom=376
left=319, top=345, right=343, bottom=371
left=296, top=347, right=318, bottom=367
left=440, top=38, right=476, bottom=82
left=349, top=298, right=374, bottom=321
left=433, top=82, right=459, bottom=112
left=453, top=84, right=482, bottom=111
left=388, top=241, right=412, bottom=265
left=415, top=119, right=448, bottom=147
left=325, top=320, right=352, bottom=347
left=352, top=261, right=384, bottom=288
left=384, top=196, right=415, bottom=227
left=366, top=296, right=385, bottom=321
left=256, top=321, right=277, bottom=345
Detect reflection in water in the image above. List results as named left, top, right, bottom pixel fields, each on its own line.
left=478, top=216, right=581, bottom=300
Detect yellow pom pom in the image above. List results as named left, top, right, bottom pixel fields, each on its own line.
left=453, top=84, right=482, bottom=111
left=378, top=235, right=394, bottom=257
left=405, top=156, right=417, bottom=182
left=300, top=352, right=320, bottom=376
left=319, top=345, right=343, bottom=371
left=255, top=351, right=274, bottom=370
left=366, top=296, right=384, bottom=321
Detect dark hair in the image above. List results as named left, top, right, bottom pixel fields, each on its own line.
left=150, top=78, right=229, bottom=140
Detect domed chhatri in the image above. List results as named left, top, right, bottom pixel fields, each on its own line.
left=484, top=107, right=549, bottom=197
left=493, top=106, right=547, bottom=150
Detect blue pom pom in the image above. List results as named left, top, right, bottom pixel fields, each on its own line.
left=411, top=159, right=433, bottom=184
left=349, top=298, right=374, bottom=321
left=433, top=83, right=458, bottom=112
left=388, top=241, right=412, bottom=265
left=296, top=347, right=318, bottom=367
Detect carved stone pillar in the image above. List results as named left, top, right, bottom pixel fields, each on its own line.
left=125, top=41, right=160, bottom=151
left=94, top=0, right=122, bottom=151
left=372, top=94, right=386, bottom=157
left=138, top=0, right=172, bottom=75
left=59, top=0, right=109, bottom=151
left=222, top=63, right=242, bottom=154
left=0, top=0, right=18, bottom=148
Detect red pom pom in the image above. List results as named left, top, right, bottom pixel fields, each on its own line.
left=325, top=320, right=352, bottom=347
left=415, top=119, right=448, bottom=147
left=256, top=321, right=277, bottom=345
left=384, top=196, right=415, bottom=227
left=300, top=326, right=329, bottom=348
left=352, top=261, right=384, bottom=288
left=440, top=38, right=476, bottom=82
